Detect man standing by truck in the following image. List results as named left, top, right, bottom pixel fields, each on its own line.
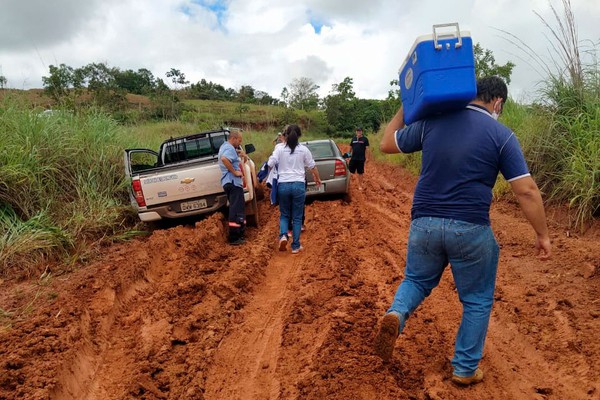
left=218, top=130, right=246, bottom=245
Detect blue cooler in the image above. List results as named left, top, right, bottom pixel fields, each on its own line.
left=399, top=23, right=476, bottom=125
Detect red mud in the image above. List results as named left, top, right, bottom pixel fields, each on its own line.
left=1, top=161, right=599, bottom=400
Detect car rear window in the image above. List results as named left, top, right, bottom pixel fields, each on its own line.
left=306, top=142, right=335, bottom=158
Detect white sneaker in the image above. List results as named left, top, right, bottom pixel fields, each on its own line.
left=278, top=236, right=288, bottom=251
left=291, top=246, right=304, bottom=254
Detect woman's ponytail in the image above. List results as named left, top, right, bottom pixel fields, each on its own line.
left=284, top=124, right=302, bottom=154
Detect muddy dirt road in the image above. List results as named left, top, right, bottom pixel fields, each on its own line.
left=1, top=161, right=599, bottom=400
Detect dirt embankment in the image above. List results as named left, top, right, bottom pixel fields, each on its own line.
left=0, top=161, right=599, bottom=400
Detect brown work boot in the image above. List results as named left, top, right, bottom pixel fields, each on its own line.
left=374, top=313, right=400, bottom=362
left=451, top=368, right=484, bottom=386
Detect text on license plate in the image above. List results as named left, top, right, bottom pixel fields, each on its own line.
left=307, top=184, right=325, bottom=193
left=181, top=199, right=208, bottom=212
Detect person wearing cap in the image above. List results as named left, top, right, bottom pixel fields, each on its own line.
left=348, top=127, right=370, bottom=190
left=273, top=132, right=285, bottom=145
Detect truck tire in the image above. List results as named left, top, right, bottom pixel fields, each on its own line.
left=245, top=189, right=260, bottom=227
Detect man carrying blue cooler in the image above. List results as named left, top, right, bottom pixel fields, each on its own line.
left=218, top=130, right=246, bottom=245
left=375, top=76, right=552, bottom=385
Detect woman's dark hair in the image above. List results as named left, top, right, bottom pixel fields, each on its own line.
left=476, top=76, right=508, bottom=104
left=284, top=124, right=302, bottom=154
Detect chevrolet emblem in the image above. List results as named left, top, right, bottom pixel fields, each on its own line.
left=180, top=178, right=195, bottom=184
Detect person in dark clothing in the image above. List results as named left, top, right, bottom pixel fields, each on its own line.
left=348, top=127, right=369, bottom=190
left=218, top=130, right=246, bottom=245
left=374, top=76, right=551, bottom=386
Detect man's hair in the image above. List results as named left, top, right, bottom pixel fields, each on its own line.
left=476, top=76, right=508, bottom=104
left=229, top=130, right=241, bottom=142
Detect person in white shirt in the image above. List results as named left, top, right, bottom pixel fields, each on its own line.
left=268, top=124, right=321, bottom=254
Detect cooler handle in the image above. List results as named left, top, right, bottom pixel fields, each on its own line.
left=433, top=23, right=462, bottom=50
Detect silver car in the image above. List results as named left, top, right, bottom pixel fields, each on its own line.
left=303, top=139, right=350, bottom=198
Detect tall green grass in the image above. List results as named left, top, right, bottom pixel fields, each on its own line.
left=522, top=81, right=600, bottom=228
left=0, top=97, right=335, bottom=277
left=509, top=1, right=600, bottom=230
left=0, top=98, right=141, bottom=276
left=372, top=2, right=599, bottom=230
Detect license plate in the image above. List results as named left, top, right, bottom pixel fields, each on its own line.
left=307, top=184, right=325, bottom=193
left=180, top=199, right=208, bottom=211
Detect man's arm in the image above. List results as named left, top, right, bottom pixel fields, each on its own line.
left=510, top=176, right=551, bottom=259
left=380, top=107, right=405, bottom=154
left=221, top=156, right=242, bottom=177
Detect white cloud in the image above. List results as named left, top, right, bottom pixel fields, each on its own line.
left=0, top=0, right=598, bottom=101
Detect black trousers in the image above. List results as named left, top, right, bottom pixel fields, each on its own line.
left=223, top=183, right=245, bottom=241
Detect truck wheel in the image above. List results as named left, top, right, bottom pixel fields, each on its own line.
left=246, top=190, right=260, bottom=227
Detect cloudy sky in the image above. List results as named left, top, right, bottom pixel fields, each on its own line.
left=0, top=0, right=598, bottom=102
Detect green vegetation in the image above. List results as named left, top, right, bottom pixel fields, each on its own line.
left=371, top=2, right=598, bottom=230
left=0, top=98, right=141, bottom=277
left=0, top=1, right=597, bottom=277
left=0, top=96, right=331, bottom=277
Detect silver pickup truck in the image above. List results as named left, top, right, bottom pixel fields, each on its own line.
left=124, top=129, right=259, bottom=226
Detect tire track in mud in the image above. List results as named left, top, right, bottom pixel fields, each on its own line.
left=1, top=160, right=599, bottom=400
left=6, top=211, right=280, bottom=400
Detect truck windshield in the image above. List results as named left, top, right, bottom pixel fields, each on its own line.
left=163, top=132, right=228, bottom=164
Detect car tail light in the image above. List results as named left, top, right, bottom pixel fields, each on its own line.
left=132, top=179, right=147, bottom=207
left=334, top=159, right=347, bottom=176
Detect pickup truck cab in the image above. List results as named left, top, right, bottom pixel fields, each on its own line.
left=124, top=129, right=260, bottom=226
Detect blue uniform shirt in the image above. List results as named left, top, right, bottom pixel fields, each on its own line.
left=218, top=142, right=243, bottom=187
left=395, top=104, right=530, bottom=225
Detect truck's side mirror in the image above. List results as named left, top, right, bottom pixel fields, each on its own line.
left=245, top=144, right=256, bottom=154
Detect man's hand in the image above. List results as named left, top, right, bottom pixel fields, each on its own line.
left=510, top=177, right=552, bottom=261
left=236, top=149, right=247, bottom=160
left=233, top=170, right=243, bottom=177
left=536, top=235, right=552, bottom=260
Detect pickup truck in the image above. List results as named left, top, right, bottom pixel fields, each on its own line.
left=124, top=129, right=260, bottom=226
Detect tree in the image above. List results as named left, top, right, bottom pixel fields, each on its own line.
left=288, top=77, right=320, bottom=110
left=238, top=85, right=256, bottom=103
left=0, top=75, right=6, bottom=89
left=323, top=77, right=357, bottom=134
left=189, top=79, right=235, bottom=100
left=77, top=62, right=125, bottom=109
left=254, top=90, right=279, bottom=105
left=42, top=64, right=80, bottom=102
left=114, top=68, right=157, bottom=95
left=280, top=87, right=290, bottom=106
left=474, top=43, right=515, bottom=84
left=166, top=68, right=189, bottom=88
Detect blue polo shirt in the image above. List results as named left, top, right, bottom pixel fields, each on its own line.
left=218, top=142, right=243, bottom=187
left=395, top=104, right=530, bottom=225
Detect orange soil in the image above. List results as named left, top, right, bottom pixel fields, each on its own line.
left=0, top=161, right=598, bottom=400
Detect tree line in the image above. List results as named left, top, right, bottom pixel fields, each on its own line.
left=30, top=42, right=513, bottom=133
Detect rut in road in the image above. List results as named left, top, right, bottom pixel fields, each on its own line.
left=0, top=160, right=598, bottom=400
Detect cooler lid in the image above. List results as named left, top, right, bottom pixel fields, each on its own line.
left=399, top=23, right=471, bottom=73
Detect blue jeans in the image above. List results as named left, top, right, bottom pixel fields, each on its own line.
left=387, top=217, right=499, bottom=377
left=277, top=182, right=306, bottom=250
